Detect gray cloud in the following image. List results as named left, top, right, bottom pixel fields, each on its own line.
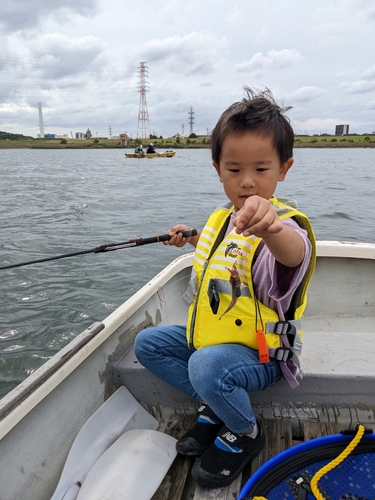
left=30, top=33, right=107, bottom=79
left=0, top=0, right=101, bottom=32
left=362, top=66, right=375, bottom=80
left=236, top=50, right=304, bottom=73
left=289, top=86, right=326, bottom=103
left=341, top=65, right=375, bottom=94
left=0, top=32, right=107, bottom=113
left=138, top=32, right=228, bottom=76
left=341, top=81, right=375, bottom=94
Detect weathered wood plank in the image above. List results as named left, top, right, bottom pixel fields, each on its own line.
left=152, top=414, right=195, bottom=500
left=250, top=418, right=292, bottom=475
left=193, top=476, right=242, bottom=500
left=164, top=413, right=197, bottom=439
left=151, top=475, right=172, bottom=500
left=303, top=420, right=343, bottom=440
left=152, top=454, right=194, bottom=500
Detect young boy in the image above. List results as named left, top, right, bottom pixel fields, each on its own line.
left=134, top=87, right=316, bottom=488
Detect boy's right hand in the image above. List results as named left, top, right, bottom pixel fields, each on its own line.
left=164, top=224, right=200, bottom=248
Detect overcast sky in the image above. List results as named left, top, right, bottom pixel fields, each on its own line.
left=1, top=0, right=374, bottom=138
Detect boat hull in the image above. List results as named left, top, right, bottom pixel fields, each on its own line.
left=0, top=242, right=374, bottom=499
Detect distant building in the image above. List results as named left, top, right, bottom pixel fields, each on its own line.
left=119, top=133, right=128, bottom=146
left=75, top=132, right=85, bottom=139
left=44, top=133, right=56, bottom=139
left=335, top=124, right=349, bottom=136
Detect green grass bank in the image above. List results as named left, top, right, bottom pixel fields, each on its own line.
left=0, top=135, right=374, bottom=149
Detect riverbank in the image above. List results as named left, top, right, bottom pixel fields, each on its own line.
left=0, top=135, right=374, bottom=149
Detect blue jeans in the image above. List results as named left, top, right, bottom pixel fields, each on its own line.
left=134, top=325, right=282, bottom=434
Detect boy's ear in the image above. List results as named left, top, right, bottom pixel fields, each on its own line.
left=213, top=162, right=222, bottom=181
left=278, top=158, right=294, bottom=182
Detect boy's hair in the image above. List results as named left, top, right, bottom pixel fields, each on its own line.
left=211, top=87, right=294, bottom=164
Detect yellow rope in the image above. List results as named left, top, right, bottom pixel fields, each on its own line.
left=310, top=424, right=365, bottom=499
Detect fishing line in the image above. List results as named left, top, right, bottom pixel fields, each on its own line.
left=0, top=229, right=197, bottom=271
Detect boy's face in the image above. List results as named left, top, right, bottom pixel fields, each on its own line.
left=213, top=132, right=293, bottom=211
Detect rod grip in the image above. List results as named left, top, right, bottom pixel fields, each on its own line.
left=156, top=229, right=196, bottom=243
left=179, top=228, right=198, bottom=238
left=165, top=228, right=197, bottom=241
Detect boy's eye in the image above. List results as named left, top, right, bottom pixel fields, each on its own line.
left=256, top=168, right=267, bottom=172
left=228, top=168, right=240, bottom=173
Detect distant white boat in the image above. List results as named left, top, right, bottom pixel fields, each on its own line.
left=0, top=241, right=374, bottom=499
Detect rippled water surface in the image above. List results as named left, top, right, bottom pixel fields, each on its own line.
left=1, top=147, right=374, bottom=397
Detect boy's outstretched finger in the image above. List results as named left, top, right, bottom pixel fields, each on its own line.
left=234, top=209, right=266, bottom=234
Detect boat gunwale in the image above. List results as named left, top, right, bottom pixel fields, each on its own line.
left=0, top=323, right=104, bottom=427
left=316, top=240, right=375, bottom=259
left=0, top=253, right=193, bottom=440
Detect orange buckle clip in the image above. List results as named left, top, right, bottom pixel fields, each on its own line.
left=256, top=329, right=270, bottom=363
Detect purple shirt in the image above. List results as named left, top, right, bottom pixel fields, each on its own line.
left=227, top=214, right=312, bottom=320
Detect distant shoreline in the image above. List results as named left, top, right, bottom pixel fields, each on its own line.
left=0, top=136, right=374, bottom=150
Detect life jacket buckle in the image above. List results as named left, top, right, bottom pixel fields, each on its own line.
left=275, top=347, right=293, bottom=362
left=274, top=321, right=297, bottom=347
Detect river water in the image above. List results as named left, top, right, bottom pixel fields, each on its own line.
left=0, top=147, right=374, bottom=398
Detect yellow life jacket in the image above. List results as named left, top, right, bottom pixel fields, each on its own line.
left=184, top=197, right=316, bottom=368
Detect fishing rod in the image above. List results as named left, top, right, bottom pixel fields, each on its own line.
left=0, top=229, right=198, bottom=271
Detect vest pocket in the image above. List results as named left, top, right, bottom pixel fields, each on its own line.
left=208, top=279, right=220, bottom=314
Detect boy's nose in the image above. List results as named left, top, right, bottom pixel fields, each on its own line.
left=241, top=174, right=255, bottom=188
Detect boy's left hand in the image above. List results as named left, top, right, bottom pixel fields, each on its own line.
left=233, top=196, right=283, bottom=239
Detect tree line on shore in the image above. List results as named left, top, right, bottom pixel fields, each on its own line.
left=0, top=130, right=374, bottom=149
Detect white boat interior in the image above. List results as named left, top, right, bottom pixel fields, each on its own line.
left=0, top=241, right=374, bottom=500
